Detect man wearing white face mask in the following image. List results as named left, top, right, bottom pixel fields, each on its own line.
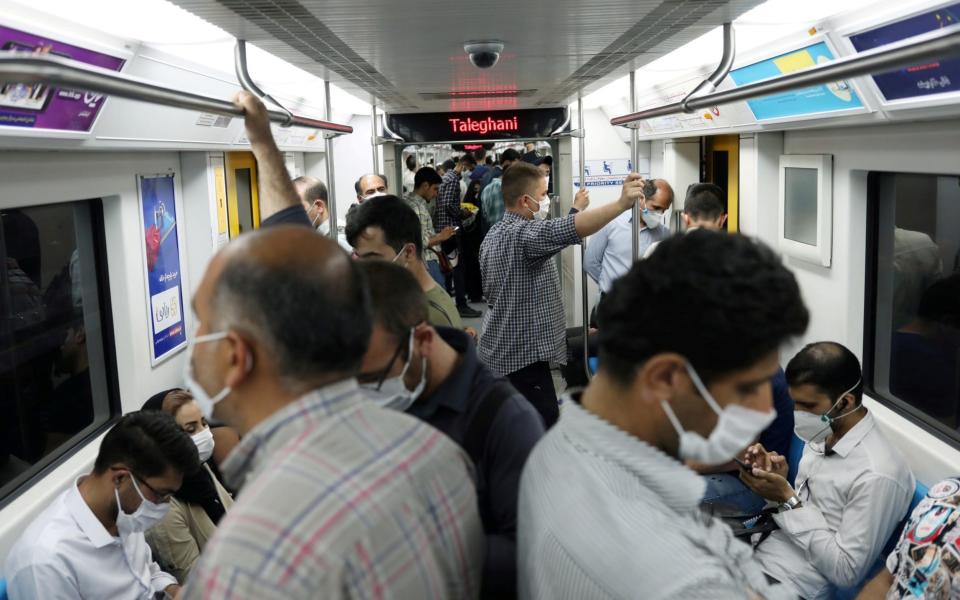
left=5, top=411, right=197, bottom=599
left=584, top=177, right=674, bottom=296
left=517, top=230, right=810, bottom=600
left=292, top=175, right=353, bottom=252
left=480, top=162, right=647, bottom=428
left=742, top=342, right=915, bottom=600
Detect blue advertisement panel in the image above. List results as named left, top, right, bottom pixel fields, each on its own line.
left=849, top=3, right=960, bottom=101
left=139, top=174, right=186, bottom=363
left=730, top=42, right=864, bottom=120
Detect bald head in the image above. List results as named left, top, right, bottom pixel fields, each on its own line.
left=199, top=226, right=371, bottom=384
left=646, top=179, right=675, bottom=213
left=355, top=174, right=388, bottom=201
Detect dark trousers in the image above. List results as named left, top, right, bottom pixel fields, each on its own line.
left=442, top=236, right=468, bottom=307
left=507, top=361, right=559, bottom=428
left=563, top=328, right=600, bottom=389
left=462, top=224, right=484, bottom=301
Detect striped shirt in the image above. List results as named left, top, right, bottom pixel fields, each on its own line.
left=479, top=212, right=579, bottom=376
left=183, top=379, right=484, bottom=600
left=518, top=398, right=794, bottom=600
left=404, top=192, right=440, bottom=263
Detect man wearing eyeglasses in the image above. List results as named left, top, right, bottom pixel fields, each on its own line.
left=741, top=341, right=915, bottom=600
left=5, top=411, right=198, bottom=600
left=355, top=259, right=544, bottom=600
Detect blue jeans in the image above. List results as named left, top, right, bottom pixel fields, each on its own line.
left=701, top=472, right=767, bottom=516
left=426, top=259, right=445, bottom=287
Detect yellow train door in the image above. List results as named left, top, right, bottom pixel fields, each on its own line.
left=225, top=151, right=260, bottom=238
left=704, top=135, right=740, bottom=232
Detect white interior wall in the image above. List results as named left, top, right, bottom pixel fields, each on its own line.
left=763, top=119, right=960, bottom=485
left=332, top=115, right=376, bottom=228
left=0, top=150, right=196, bottom=569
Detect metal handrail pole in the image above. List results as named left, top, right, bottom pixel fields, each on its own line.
left=680, top=22, right=735, bottom=111
left=611, top=25, right=960, bottom=127
left=0, top=53, right=353, bottom=134
left=234, top=39, right=294, bottom=125
left=324, top=80, right=339, bottom=242
left=578, top=94, right=592, bottom=382
left=630, top=70, right=640, bottom=262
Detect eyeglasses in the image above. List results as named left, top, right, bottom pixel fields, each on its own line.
left=134, top=475, right=173, bottom=503
left=357, top=335, right=408, bottom=390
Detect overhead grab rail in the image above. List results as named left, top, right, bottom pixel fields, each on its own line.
left=0, top=52, right=354, bottom=135
left=234, top=39, right=295, bottom=127
left=610, top=24, right=960, bottom=127
left=680, top=22, right=735, bottom=112
left=578, top=94, right=592, bottom=382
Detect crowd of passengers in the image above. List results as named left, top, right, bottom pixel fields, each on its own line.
left=4, top=91, right=957, bottom=600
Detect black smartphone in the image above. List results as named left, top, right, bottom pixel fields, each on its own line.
left=733, top=457, right=753, bottom=472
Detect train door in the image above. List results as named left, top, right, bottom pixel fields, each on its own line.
left=704, top=135, right=739, bottom=232
left=225, top=151, right=261, bottom=238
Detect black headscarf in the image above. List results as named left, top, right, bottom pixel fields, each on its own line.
left=141, top=390, right=227, bottom=524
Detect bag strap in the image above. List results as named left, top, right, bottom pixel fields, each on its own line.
left=462, top=380, right=514, bottom=467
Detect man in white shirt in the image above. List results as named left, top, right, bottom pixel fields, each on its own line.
left=584, top=178, right=673, bottom=294
left=644, top=182, right=726, bottom=258
left=743, top=341, right=915, bottom=600
left=5, top=411, right=199, bottom=599
left=518, top=230, right=810, bottom=599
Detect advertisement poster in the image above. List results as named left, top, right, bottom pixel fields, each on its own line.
left=849, top=3, right=960, bottom=101
left=730, top=42, right=863, bottom=120
left=0, top=24, right=125, bottom=132
left=138, top=174, right=187, bottom=365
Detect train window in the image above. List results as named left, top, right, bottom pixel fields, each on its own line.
left=0, top=199, right=118, bottom=506
left=866, top=172, right=960, bottom=446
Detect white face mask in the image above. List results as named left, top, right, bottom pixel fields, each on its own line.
left=661, top=362, right=777, bottom=465
left=317, top=218, right=330, bottom=236
left=115, top=477, right=170, bottom=536
left=794, top=379, right=863, bottom=444
left=191, top=427, right=215, bottom=463
left=361, top=191, right=387, bottom=202
left=182, top=328, right=233, bottom=421
left=361, top=329, right=427, bottom=412
left=641, top=208, right=664, bottom=228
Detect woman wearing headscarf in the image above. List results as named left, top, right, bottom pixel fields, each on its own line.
left=140, top=388, right=234, bottom=583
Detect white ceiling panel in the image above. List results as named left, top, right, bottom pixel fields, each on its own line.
left=167, top=0, right=764, bottom=112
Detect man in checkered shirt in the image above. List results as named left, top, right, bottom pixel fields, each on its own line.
left=479, top=161, right=647, bottom=427
left=181, top=92, right=484, bottom=600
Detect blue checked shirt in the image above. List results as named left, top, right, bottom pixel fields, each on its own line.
left=479, top=212, right=580, bottom=375
left=183, top=379, right=484, bottom=600
left=436, top=169, right=463, bottom=230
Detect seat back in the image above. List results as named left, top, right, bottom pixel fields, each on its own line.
left=786, top=433, right=804, bottom=487
left=0, top=576, right=7, bottom=600
left=588, top=357, right=599, bottom=376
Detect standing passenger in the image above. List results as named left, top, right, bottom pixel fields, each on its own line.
left=644, top=182, right=724, bottom=258
left=479, top=163, right=648, bottom=427
left=357, top=260, right=544, bottom=599
left=179, top=91, right=483, bottom=599
left=292, top=175, right=352, bottom=251
left=436, top=156, right=481, bottom=318
left=402, top=154, right=417, bottom=195
left=518, top=230, right=810, bottom=600
left=405, top=167, right=456, bottom=286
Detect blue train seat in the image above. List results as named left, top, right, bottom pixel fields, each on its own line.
left=0, top=576, right=7, bottom=600
left=786, top=433, right=804, bottom=487
left=588, top=357, right=599, bottom=376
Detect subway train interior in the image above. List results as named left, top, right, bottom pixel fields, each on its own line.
left=1, top=0, right=960, bottom=597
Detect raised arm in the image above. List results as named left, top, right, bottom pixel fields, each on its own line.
left=232, top=91, right=301, bottom=222
left=573, top=174, right=644, bottom=238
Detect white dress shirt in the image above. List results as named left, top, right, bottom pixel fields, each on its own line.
left=5, top=479, right=177, bottom=599
left=584, top=211, right=669, bottom=293
left=518, top=398, right=794, bottom=600
left=756, top=412, right=915, bottom=599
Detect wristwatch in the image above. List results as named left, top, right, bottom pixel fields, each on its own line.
left=779, top=495, right=803, bottom=512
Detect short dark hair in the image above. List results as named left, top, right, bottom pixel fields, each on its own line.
left=485, top=156, right=493, bottom=165
left=94, top=411, right=199, bottom=477
left=684, top=183, right=725, bottom=220
left=441, top=159, right=456, bottom=171
left=354, top=173, right=389, bottom=195
left=786, top=342, right=863, bottom=404
left=502, top=161, right=544, bottom=208
left=213, top=227, right=372, bottom=380
left=357, top=261, right=428, bottom=344
left=345, top=195, right=423, bottom=257
left=293, top=176, right=327, bottom=202
left=461, top=154, right=477, bottom=167
left=473, top=148, right=486, bottom=161
left=405, top=155, right=417, bottom=171
left=500, top=148, right=521, bottom=163
left=414, top=167, right=442, bottom=189
left=598, top=230, right=809, bottom=385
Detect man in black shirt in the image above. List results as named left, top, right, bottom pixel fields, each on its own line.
left=356, top=260, right=544, bottom=600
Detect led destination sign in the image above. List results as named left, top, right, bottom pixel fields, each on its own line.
left=386, top=107, right=567, bottom=143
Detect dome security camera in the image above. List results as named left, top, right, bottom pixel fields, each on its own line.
left=464, top=41, right=504, bottom=69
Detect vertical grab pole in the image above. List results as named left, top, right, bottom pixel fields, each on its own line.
left=371, top=101, right=380, bottom=174
left=579, top=94, right=592, bottom=382
left=324, top=80, right=338, bottom=242
left=630, top=70, right=640, bottom=261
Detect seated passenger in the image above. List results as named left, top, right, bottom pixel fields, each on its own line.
left=346, top=194, right=464, bottom=330
left=518, top=230, right=809, bottom=600
left=4, top=411, right=198, bottom=599
left=179, top=108, right=483, bottom=597
left=746, top=342, right=915, bottom=599
left=858, top=476, right=960, bottom=599
left=140, top=389, right=234, bottom=583
left=644, top=182, right=726, bottom=258
left=357, top=260, right=544, bottom=599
